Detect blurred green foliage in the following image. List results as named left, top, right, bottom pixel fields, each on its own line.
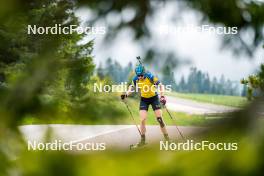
left=77, top=0, right=264, bottom=68
left=0, top=0, right=263, bottom=176
left=0, top=0, right=129, bottom=127
left=0, top=0, right=92, bottom=125
left=185, top=0, right=264, bottom=56
left=241, top=64, right=264, bottom=100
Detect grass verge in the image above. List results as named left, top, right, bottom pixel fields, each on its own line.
left=167, top=92, right=248, bottom=108
left=118, top=98, right=211, bottom=126
left=21, top=96, right=213, bottom=126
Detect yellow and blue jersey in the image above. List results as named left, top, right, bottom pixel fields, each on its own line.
left=132, top=72, right=160, bottom=98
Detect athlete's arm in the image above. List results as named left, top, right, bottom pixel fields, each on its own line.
left=158, top=83, right=165, bottom=97
left=151, top=75, right=164, bottom=96
left=121, top=77, right=137, bottom=99
left=121, top=85, right=134, bottom=100
left=127, top=76, right=139, bottom=96
left=156, top=79, right=166, bottom=105
left=159, top=83, right=166, bottom=105
left=126, top=84, right=134, bottom=96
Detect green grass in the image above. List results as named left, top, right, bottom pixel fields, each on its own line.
left=118, top=98, right=210, bottom=126
left=21, top=95, right=211, bottom=126
left=167, top=92, right=248, bottom=108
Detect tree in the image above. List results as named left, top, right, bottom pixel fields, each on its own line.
left=211, top=77, right=218, bottom=94
left=202, top=73, right=210, bottom=93
left=0, top=0, right=95, bottom=124
left=97, top=62, right=105, bottom=80
left=75, top=0, right=264, bottom=67
left=187, top=67, right=198, bottom=93
left=176, top=67, right=239, bottom=95
left=178, top=76, right=186, bottom=92
left=196, top=70, right=203, bottom=93
left=241, top=85, right=247, bottom=97
left=97, top=59, right=134, bottom=83
left=162, top=66, right=177, bottom=90
left=123, top=62, right=133, bottom=83
left=241, top=64, right=264, bottom=100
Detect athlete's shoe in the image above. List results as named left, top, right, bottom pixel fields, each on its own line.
left=129, top=140, right=147, bottom=149
left=164, top=134, right=170, bottom=142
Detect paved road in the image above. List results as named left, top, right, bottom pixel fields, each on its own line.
left=166, top=96, right=238, bottom=115
left=20, top=97, right=238, bottom=150
left=20, top=125, right=206, bottom=150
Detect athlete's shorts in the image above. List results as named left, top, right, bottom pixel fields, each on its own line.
left=140, top=95, right=161, bottom=111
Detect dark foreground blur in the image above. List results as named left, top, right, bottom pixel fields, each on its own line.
left=0, top=0, right=264, bottom=175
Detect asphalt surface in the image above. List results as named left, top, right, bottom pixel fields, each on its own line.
left=20, top=97, right=237, bottom=151
left=20, top=125, right=207, bottom=150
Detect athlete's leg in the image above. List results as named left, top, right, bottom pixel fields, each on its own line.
left=139, top=99, right=149, bottom=143
left=152, top=97, right=170, bottom=141
left=139, top=110, right=147, bottom=136
left=154, top=109, right=169, bottom=136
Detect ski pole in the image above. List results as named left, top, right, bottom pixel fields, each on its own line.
left=122, top=100, right=142, bottom=136
left=164, top=105, right=186, bottom=140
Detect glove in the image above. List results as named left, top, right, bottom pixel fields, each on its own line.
left=160, top=96, right=166, bottom=105
left=121, top=93, right=127, bottom=100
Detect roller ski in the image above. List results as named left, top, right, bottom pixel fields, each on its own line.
left=129, top=141, right=147, bottom=150
left=130, top=134, right=147, bottom=150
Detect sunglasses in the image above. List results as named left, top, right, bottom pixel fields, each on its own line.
left=137, top=74, right=144, bottom=77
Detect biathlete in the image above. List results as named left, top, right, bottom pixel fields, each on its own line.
left=121, top=64, right=170, bottom=147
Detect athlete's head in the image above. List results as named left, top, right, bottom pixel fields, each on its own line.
left=135, top=64, right=145, bottom=80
